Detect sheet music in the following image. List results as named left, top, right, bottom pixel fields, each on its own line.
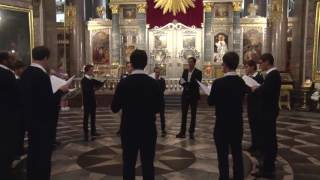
left=242, top=75, right=260, bottom=87
left=50, top=75, right=75, bottom=93
left=197, top=80, right=211, bottom=96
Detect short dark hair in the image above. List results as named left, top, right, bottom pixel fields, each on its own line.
left=188, top=57, right=196, bottom=63
left=84, top=64, right=94, bottom=73
left=130, top=49, right=147, bottom=69
left=260, top=53, right=274, bottom=65
left=32, top=46, right=50, bottom=61
left=223, top=52, right=239, bottom=70
left=246, top=60, right=257, bottom=70
left=0, top=51, right=10, bottom=63
left=14, top=60, right=26, bottom=70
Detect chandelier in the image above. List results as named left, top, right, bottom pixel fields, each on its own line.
left=154, top=0, right=195, bottom=16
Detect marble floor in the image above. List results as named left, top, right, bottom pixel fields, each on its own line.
left=16, top=106, right=320, bottom=180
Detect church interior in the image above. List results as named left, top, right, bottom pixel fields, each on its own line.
left=1, top=0, right=320, bottom=179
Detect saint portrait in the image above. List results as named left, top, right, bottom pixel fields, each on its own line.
left=215, top=3, right=229, bottom=18
left=123, top=7, right=136, bottom=19
left=243, top=29, right=263, bottom=63
left=92, top=32, right=110, bottom=64
left=213, top=33, right=228, bottom=63
left=154, top=35, right=167, bottom=49
left=183, top=36, right=196, bottom=49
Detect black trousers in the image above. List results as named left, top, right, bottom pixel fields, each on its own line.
left=159, top=104, right=166, bottom=132
left=261, top=112, right=278, bottom=173
left=247, top=102, right=261, bottom=150
left=27, top=127, right=54, bottom=180
left=53, top=106, right=60, bottom=142
left=214, top=131, right=244, bottom=180
left=16, top=114, right=26, bottom=155
left=83, top=104, right=96, bottom=135
left=180, top=97, right=198, bottom=134
left=121, top=134, right=157, bottom=180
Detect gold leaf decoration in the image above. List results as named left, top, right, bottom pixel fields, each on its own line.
left=154, top=0, right=196, bottom=16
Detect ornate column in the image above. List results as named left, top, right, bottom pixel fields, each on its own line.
left=203, top=2, right=213, bottom=62
left=136, top=3, right=147, bottom=51
left=232, top=2, right=242, bottom=60
left=264, top=0, right=273, bottom=54
left=41, top=0, right=58, bottom=68
left=271, top=0, right=288, bottom=71
left=110, top=4, right=120, bottom=64
left=70, top=0, right=86, bottom=75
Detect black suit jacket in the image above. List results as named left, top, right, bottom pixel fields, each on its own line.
left=0, top=67, right=19, bottom=154
left=208, top=75, right=247, bottom=136
left=247, top=72, right=264, bottom=108
left=20, top=66, right=63, bottom=130
left=81, top=76, right=104, bottom=106
left=255, top=69, right=281, bottom=115
left=180, top=68, right=202, bottom=100
left=111, top=74, right=162, bottom=138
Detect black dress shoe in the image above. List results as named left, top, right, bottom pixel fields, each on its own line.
left=176, top=133, right=186, bottom=138
left=189, top=133, right=195, bottom=140
left=251, top=170, right=275, bottom=178
left=84, top=135, right=89, bottom=142
left=53, top=141, right=61, bottom=146
left=116, top=130, right=121, bottom=136
left=161, top=131, right=167, bottom=137
left=92, top=132, right=101, bottom=137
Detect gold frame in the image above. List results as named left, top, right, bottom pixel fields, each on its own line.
left=0, top=4, right=34, bottom=63
left=313, top=0, right=320, bottom=81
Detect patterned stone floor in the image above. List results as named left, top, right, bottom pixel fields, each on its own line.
left=47, top=107, right=320, bottom=180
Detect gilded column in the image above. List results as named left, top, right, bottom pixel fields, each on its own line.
left=271, top=0, right=288, bottom=71
left=69, top=0, right=86, bottom=75
left=232, top=2, right=242, bottom=61
left=204, top=2, right=213, bottom=62
left=110, top=4, right=120, bottom=64
left=136, top=3, right=147, bottom=51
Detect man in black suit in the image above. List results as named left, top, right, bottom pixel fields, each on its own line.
left=116, top=62, right=133, bottom=136
left=20, top=46, right=69, bottom=180
left=13, top=60, right=28, bottom=157
left=208, top=52, right=246, bottom=180
left=244, top=60, right=264, bottom=155
left=176, top=57, right=202, bottom=139
left=154, top=66, right=167, bottom=137
left=251, top=53, right=281, bottom=178
left=81, top=64, right=105, bottom=141
left=111, top=49, right=162, bottom=180
left=0, top=51, right=19, bottom=179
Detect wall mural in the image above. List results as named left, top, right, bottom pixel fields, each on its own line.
left=0, top=5, right=34, bottom=64
left=243, top=28, right=263, bottom=63
left=92, top=31, right=110, bottom=64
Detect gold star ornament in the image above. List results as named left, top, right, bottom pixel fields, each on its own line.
left=154, top=0, right=196, bottom=16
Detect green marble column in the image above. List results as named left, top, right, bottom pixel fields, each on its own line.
left=204, top=2, right=213, bottom=62
left=110, top=4, right=120, bottom=64
left=136, top=3, right=147, bottom=51
left=232, top=2, right=242, bottom=62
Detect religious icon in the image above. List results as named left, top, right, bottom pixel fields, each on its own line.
left=243, top=29, right=263, bottom=63
left=183, top=36, right=196, bottom=49
left=215, top=3, right=229, bottom=17
left=123, top=7, right=136, bottom=19
left=154, top=35, right=167, bottom=49
left=92, top=32, right=110, bottom=64
left=214, top=33, right=228, bottom=63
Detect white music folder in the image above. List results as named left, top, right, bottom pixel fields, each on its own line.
left=242, top=75, right=260, bottom=87
left=197, top=80, right=211, bottom=96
